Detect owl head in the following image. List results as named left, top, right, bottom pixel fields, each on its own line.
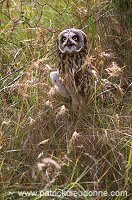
left=57, top=28, right=88, bottom=54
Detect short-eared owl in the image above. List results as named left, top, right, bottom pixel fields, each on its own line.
left=50, top=29, right=86, bottom=107
left=50, top=28, right=122, bottom=109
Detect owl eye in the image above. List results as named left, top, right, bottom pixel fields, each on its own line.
left=72, top=36, right=78, bottom=41
left=62, top=37, right=67, bottom=42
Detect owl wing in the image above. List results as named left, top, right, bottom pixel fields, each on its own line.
left=50, top=71, right=70, bottom=98
left=74, top=63, right=99, bottom=95
left=74, top=62, right=123, bottom=103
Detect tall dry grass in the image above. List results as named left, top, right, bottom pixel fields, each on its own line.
left=0, top=0, right=131, bottom=199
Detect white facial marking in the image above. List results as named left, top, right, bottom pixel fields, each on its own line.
left=58, top=29, right=84, bottom=53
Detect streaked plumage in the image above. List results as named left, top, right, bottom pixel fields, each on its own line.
left=50, top=28, right=123, bottom=109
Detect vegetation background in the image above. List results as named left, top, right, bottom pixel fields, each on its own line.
left=0, top=0, right=131, bottom=199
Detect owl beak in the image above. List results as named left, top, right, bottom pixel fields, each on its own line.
left=66, top=39, right=73, bottom=47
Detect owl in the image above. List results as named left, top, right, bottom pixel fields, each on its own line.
left=50, top=28, right=122, bottom=109
left=50, top=28, right=97, bottom=108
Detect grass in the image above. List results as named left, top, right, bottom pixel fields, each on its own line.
left=0, top=0, right=132, bottom=199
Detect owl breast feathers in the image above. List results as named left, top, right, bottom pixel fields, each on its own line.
left=50, top=28, right=123, bottom=109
